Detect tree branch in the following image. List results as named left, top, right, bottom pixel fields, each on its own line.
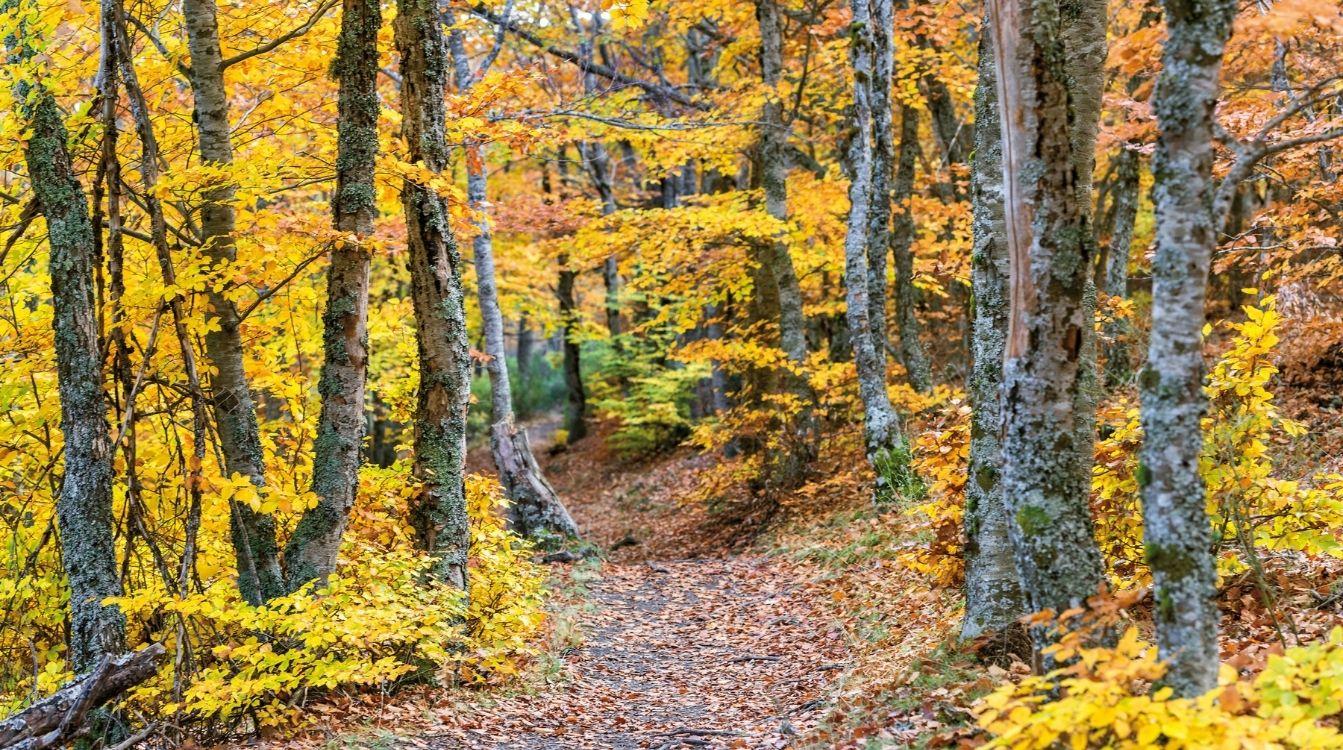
left=220, top=0, right=339, bottom=69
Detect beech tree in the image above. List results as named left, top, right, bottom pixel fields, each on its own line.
left=283, top=0, right=381, bottom=590
left=10, top=24, right=126, bottom=670
left=843, top=0, right=906, bottom=500
left=985, top=0, right=1106, bottom=645
left=447, top=16, right=580, bottom=540
left=396, top=0, right=472, bottom=589
left=182, top=0, right=286, bottom=604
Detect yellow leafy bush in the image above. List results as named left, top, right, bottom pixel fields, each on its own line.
left=977, top=626, right=1343, bottom=749
left=1093, top=296, right=1343, bottom=584
left=107, top=469, right=545, bottom=729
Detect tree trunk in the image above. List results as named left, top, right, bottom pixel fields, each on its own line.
left=1139, top=0, right=1235, bottom=697
left=557, top=260, right=587, bottom=443
left=516, top=317, right=534, bottom=411
left=753, top=0, right=816, bottom=489
left=891, top=103, right=933, bottom=393
left=448, top=23, right=579, bottom=540
left=961, top=27, right=1026, bottom=644
left=182, top=0, right=284, bottom=605
left=16, top=65, right=126, bottom=672
left=283, top=0, right=380, bottom=591
left=844, top=0, right=907, bottom=503
left=753, top=0, right=808, bottom=368
left=987, top=0, right=1106, bottom=650
left=396, top=0, right=471, bottom=590
left=1102, top=145, right=1140, bottom=388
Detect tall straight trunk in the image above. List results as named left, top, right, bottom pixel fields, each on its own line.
left=987, top=0, right=1106, bottom=648
left=579, top=139, right=623, bottom=341
left=961, top=28, right=1025, bottom=643
left=557, top=259, right=587, bottom=442
left=396, top=0, right=471, bottom=590
left=844, top=0, right=906, bottom=502
left=891, top=103, right=933, bottom=393
left=865, top=0, right=895, bottom=371
left=447, top=24, right=579, bottom=540
left=1140, top=0, right=1235, bottom=697
left=516, top=317, right=534, bottom=412
left=15, top=60, right=126, bottom=672
left=182, top=0, right=284, bottom=605
left=283, top=0, right=380, bottom=590
left=1102, top=146, right=1140, bottom=387
left=753, top=0, right=808, bottom=368
left=753, top=0, right=816, bottom=488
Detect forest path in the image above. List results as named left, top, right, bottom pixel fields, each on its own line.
left=422, top=424, right=848, bottom=749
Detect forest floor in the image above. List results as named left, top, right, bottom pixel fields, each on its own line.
left=261, top=421, right=865, bottom=750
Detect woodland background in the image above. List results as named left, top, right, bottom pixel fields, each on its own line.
left=2, top=0, right=1343, bottom=746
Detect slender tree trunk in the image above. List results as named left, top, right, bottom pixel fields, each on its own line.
left=987, top=0, right=1106, bottom=650
left=283, top=0, right=380, bottom=590
left=891, top=103, right=933, bottom=393
left=396, top=0, right=471, bottom=590
left=961, top=28, right=1026, bottom=644
left=866, top=0, right=895, bottom=371
left=182, top=0, right=284, bottom=604
left=844, top=0, right=907, bottom=502
left=557, top=259, right=587, bottom=442
left=753, top=0, right=808, bottom=368
left=16, top=58, right=126, bottom=673
left=579, top=139, right=623, bottom=341
left=516, top=316, right=534, bottom=409
left=1139, top=0, right=1235, bottom=697
left=1103, top=146, right=1140, bottom=387
left=447, top=24, right=579, bottom=540
left=753, top=0, right=816, bottom=489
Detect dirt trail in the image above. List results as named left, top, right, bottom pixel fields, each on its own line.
left=429, top=422, right=848, bottom=749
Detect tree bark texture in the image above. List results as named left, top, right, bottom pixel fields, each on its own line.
left=891, top=103, right=933, bottom=393
left=843, top=0, right=906, bottom=501
left=1102, top=145, right=1140, bottom=387
left=1140, top=0, right=1236, bottom=697
left=283, top=0, right=380, bottom=591
left=182, top=0, right=284, bottom=604
left=396, top=0, right=471, bottom=590
left=448, top=24, right=579, bottom=540
left=987, top=0, right=1106, bottom=643
left=17, top=68, right=126, bottom=671
left=961, top=28, right=1026, bottom=643
left=557, top=259, right=588, bottom=443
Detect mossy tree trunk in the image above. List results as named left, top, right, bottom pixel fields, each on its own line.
left=961, top=27, right=1026, bottom=644
left=283, top=0, right=380, bottom=591
left=1139, top=0, right=1236, bottom=697
left=396, top=0, right=471, bottom=590
left=753, top=0, right=816, bottom=490
left=15, top=55, right=127, bottom=672
left=843, top=0, right=909, bottom=503
left=891, top=102, right=933, bottom=393
left=182, top=0, right=285, bottom=604
left=986, top=0, right=1106, bottom=652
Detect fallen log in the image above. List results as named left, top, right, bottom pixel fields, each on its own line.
left=0, top=644, right=166, bottom=750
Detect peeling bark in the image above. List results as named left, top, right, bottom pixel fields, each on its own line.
left=987, top=0, right=1106, bottom=649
